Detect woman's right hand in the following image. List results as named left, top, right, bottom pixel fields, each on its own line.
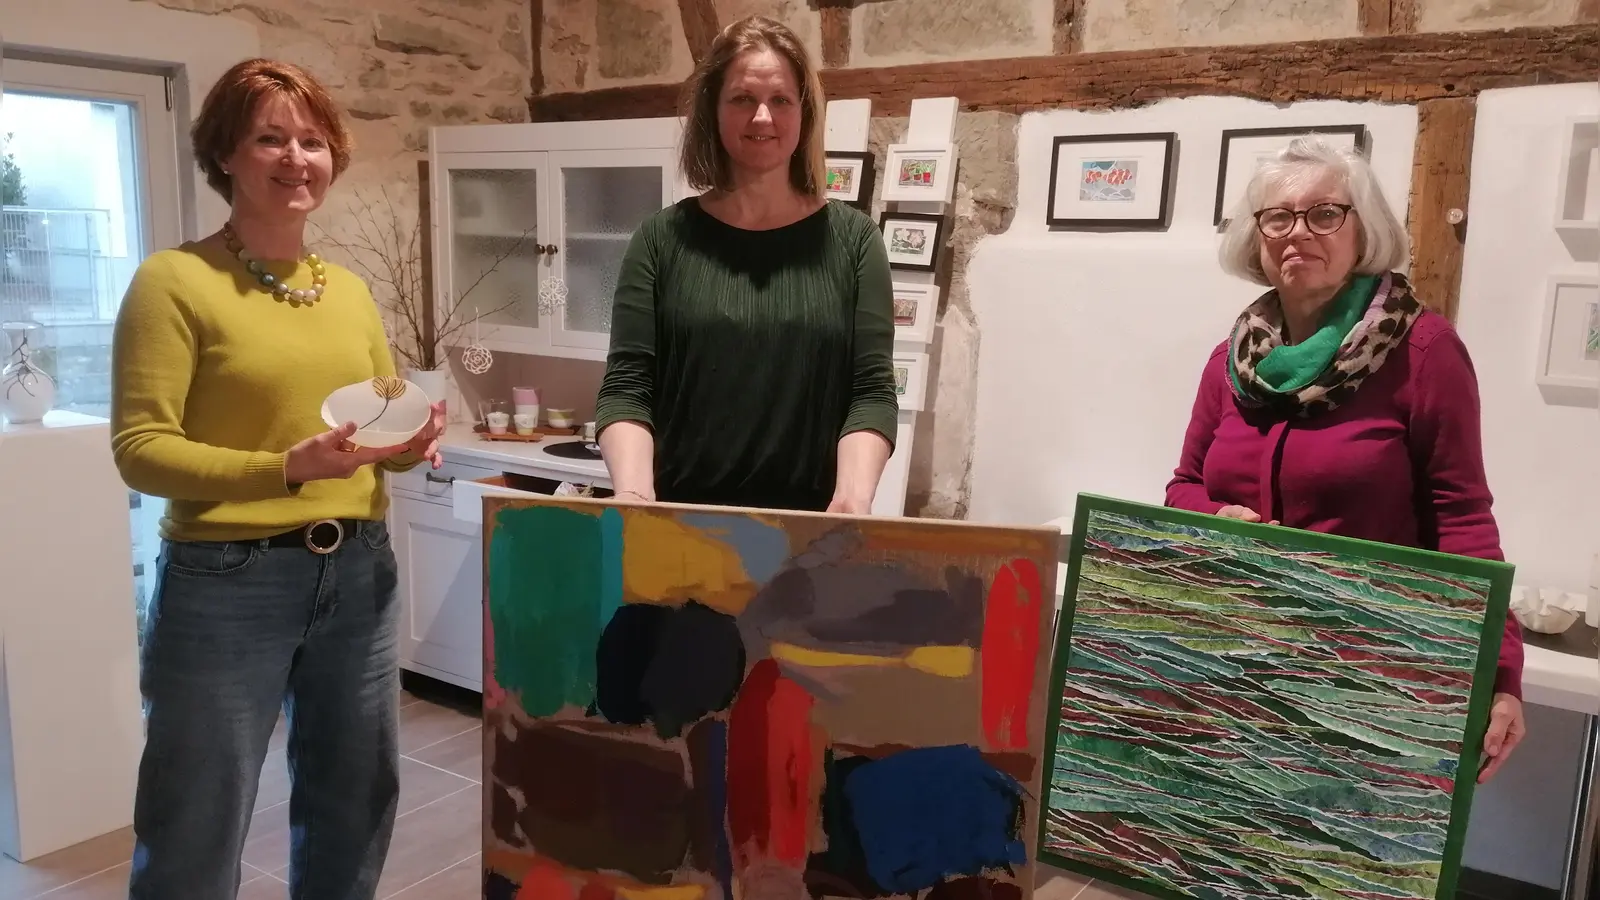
left=1217, top=505, right=1277, bottom=525
left=284, top=421, right=403, bottom=486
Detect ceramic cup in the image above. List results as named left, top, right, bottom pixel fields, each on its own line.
left=513, top=413, right=536, bottom=435
left=486, top=411, right=511, bottom=435
left=581, top=421, right=597, bottom=442
left=547, top=408, right=575, bottom=428
left=512, top=386, right=540, bottom=418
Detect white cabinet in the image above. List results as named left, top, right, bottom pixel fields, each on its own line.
left=389, top=458, right=495, bottom=691
left=428, top=118, right=685, bottom=362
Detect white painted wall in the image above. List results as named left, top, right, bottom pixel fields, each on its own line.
left=0, top=0, right=261, bottom=238
left=967, top=96, right=1418, bottom=525
left=1453, top=80, right=1600, bottom=889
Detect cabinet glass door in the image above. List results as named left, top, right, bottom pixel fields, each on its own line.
left=437, top=152, right=548, bottom=352
left=548, top=148, right=675, bottom=351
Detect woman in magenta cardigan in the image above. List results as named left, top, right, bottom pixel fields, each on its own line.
left=1167, top=135, right=1525, bottom=783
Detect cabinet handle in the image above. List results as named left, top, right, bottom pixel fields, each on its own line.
left=543, top=243, right=559, bottom=255
left=425, top=472, right=455, bottom=485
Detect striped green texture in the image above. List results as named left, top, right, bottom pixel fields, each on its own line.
left=1041, top=496, right=1509, bottom=900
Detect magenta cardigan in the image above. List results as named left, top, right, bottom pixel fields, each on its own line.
left=1165, top=308, right=1524, bottom=698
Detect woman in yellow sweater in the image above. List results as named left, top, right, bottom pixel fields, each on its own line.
left=109, top=59, right=443, bottom=899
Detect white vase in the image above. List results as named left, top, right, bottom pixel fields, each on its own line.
left=1, top=321, right=56, bottom=425
left=406, top=367, right=449, bottom=407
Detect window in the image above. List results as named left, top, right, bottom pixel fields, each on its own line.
left=2, top=56, right=182, bottom=619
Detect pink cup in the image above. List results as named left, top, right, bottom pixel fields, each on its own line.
left=512, top=386, right=540, bottom=406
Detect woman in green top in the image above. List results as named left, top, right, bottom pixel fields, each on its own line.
left=595, top=15, right=899, bottom=514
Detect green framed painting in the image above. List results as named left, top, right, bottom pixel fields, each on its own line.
left=1038, top=493, right=1512, bottom=900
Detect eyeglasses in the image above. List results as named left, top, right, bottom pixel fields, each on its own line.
left=1252, top=203, right=1353, bottom=239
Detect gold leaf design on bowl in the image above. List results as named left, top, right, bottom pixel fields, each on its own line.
left=371, top=375, right=406, bottom=400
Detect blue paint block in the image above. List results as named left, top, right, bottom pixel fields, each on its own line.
left=843, top=745, right=1026, bottom=894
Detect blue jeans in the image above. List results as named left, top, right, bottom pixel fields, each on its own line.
left=129, top=519, right=401, bottom=900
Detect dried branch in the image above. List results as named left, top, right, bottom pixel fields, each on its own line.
left=309, top=185, right=532, bottom=371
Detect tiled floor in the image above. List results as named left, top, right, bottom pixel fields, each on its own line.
left=2, top=674, right=1134, bottom=900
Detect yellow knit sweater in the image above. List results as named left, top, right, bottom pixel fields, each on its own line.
left=110, top=238, right=421, bottom=543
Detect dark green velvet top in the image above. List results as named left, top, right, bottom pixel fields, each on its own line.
left=594, top=197, right=899, bottom=512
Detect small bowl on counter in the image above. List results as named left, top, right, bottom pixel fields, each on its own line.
left=546, top=408, right=575, bottom=428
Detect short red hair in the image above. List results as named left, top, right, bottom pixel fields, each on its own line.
left=191, top=58, right=353, bottom=202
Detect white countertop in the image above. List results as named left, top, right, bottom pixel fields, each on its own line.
left=439, top=423, right=610, bottom=484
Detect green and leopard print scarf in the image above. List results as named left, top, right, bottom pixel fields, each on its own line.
left=1227, top=270, right=1424, bottom=419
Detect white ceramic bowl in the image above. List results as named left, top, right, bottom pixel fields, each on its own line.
left=547, top=408, right=575, bottom=428
left=321, top=377, right=430, bottom=448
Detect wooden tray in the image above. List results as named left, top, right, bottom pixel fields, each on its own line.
left=472, top=424, right=577, bottom=443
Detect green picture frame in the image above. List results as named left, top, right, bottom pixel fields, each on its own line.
left=1038, top=493, right=1512, bottom=900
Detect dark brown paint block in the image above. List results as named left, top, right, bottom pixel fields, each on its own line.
left=493, top=721, right=692, bottom=884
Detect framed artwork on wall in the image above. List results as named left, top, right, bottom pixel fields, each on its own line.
left=892, top=350, right=930, bottom=411
left=1534, top=271, right=1600, bottom=404
left=1214, top=124, right=1370, bottom=225
left=879, top=211, right=944, bottom=272
left=881, top=143, right=958, bottom=203
left=1045, top=132, right=1176, bottom=229
left=824, top=150, right=875, bottom=210
left=891, top=282, right=939, bottom=345
left=1041, top=493, right=1510, bottom=900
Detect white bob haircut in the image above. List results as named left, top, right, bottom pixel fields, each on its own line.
left=1217, top=134, right=1409, bottom=287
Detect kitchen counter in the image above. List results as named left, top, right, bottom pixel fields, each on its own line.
left=438, top=423, right=610, bottom=485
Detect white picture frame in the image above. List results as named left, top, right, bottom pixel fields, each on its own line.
left=1554, top=116, right=1600, bottom=230
left=891, top=282, right=938, bottom=345
left=878, top=211, right=944, bottom=272
left=882, top=143, right=958, bottom=204
left=892, top=351, right=930, bottom=412
left=1535, top=272, right=1600, bottom=404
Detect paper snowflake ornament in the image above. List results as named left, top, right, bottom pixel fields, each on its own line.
left=538, top=277, right=568, bottom=317
left=461, top=343, right=493, bottom=375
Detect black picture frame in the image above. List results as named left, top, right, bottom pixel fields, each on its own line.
left=1045, top=131, right=1177, bottom=230
left=823, top=150, right=876, bottom=210
left=1213, top=124, right=1370, bottom=225
left=877, top=210, right=945, bottom=273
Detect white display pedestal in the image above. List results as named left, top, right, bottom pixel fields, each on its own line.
left=0, top=411, right=144, bottom=861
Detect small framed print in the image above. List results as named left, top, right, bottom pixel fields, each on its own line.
left=1535, top=272, right=1600, bottom=404
left=824, top=151, right=875, bottom=209
left=892, top=351, right=930, bottom=412
left=1046, top=132, right=1176, bottom=229
left=891, top=282, right=939, bottom=345
left=879, top=211, right=944, bottom=272
left=882, top=144, right=958, bottom=204
left=1214, top=124, right=1369, bottom=225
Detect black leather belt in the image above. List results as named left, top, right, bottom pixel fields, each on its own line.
left=265, top=518, right=356, bottom=555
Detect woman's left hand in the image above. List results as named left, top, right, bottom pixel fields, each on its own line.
left=403, top=401, right=448, bottom=469
left=1478, top=692, right=1525, bottom=783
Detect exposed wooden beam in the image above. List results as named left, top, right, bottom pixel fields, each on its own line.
left=678, top=0, right=721, bottom=65
left=1390, top=0, right=1419, bottom=33
left=1053, top=0, right=1085, bottom=54
left=528, top=24, right=1598, bottom=122
left=529, top=0, right=544, bottom=94
left=1357, top=0, right=1392, bottom=35
left=1406, top=97, right=1476, bottom=321
left=417, top=159, right=437, bottom=354
left=818, top=0, right=852, bottom=69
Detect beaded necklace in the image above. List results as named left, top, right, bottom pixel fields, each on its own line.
left=222, top=221, right=328, bottom=303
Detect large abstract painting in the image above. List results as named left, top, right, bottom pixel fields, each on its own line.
left=1040, top=494, right=1511, bottom=900
left=483, top=495, right=1060, bottom=900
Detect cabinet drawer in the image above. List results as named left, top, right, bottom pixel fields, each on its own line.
left=388, top=459, right=497, bottom=501
left=452, top=474, right=554, bottom=525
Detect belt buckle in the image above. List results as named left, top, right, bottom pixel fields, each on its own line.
left=304, top=519, right=345, bottom=555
